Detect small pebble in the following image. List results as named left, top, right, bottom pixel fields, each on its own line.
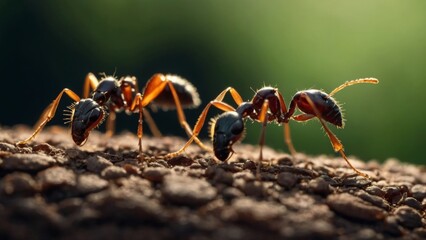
left=308, top=177, right=331, bottom=196
left=75, top=174, right=108, bottom=195
left=0, top=142, right=17, bottom=152
left=382, top=216, right=404, bottom=236
left=167, top=155, right=193, bottom=166
left=32, top=143, right=56, bottom=155
left=402, top=197, right=422, bottom=211
left=365, top=185, right=386, bottom=197
left=1, top=172, right=38, bottom=196
left=162, top=174, right=217, bottom=206
left=276, top=155, right=293, bottom=166
left=143, top=167, right=171, bottom=183
left=342, top=176, right=371, bottom=188
left=394, top=206, right=423, bottom=229
left=221, top=187, right=244, bottom=201
left=356, top=191, right=391, bottom=210
left=277, top=172, right=298, bottom=189
left=382, top=186, right=404, bottom=204
left=228, top=197, right=286, bottom=223
left=122, top=164, right=141, bottom=175
left=57, top=198, right=84, bottom=216
left=242, top=181, right=266, bottom=198
left=88, top=187, right=164, bottom=222
left=411, top=184, right=426, bottom=201
left=242, top=160, right=256, bottom=170
left=2, top=153, right=56, bottom=172
left=101, top=166, right=128, bottom=180
left=86, top=155, right=113, bottom=173
left=327, top=193, right=386, bottom=221
left=213, top=168, right=234, bottom=185
left=37, top=166, right=76, bottom=191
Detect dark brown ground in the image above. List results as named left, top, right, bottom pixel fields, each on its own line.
left=0, top=125, right=425, bottom=240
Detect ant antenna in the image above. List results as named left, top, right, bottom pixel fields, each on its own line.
left=329, top=78, right=379, bottom=97
left=112, top=67, right=118, bottom=78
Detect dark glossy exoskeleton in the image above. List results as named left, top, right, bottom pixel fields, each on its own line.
left=166, top=78, right=379, bottom=177
left=17, top=73, right=207, bottom=159
left=286, top=90, right=344, bottom=127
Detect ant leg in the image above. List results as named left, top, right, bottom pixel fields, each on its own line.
left=165, top=100, right=236, bottom=159
left=142, top=109, right=162, bottom=137
left=329, top=78, right=379, bottom=97
left=216, top=87, right=244, bottom=105
left=140, top=74, right=209, bottom=151
left=17, top=89, right=81, bottom=145
left=283, top=123, right=297, bottom=156
left=129, top=93, right=144, bottom=160
left=293, top=113, right=315, bottom=122
left=302, top=93, right=368, bottom=177
left=256, top=99, right=269, bottom=178
left=277, top=91, right=298, bottom=155
left=105, top=111, right=116, bottom=137
left=83, top=73, right=99, bottom=98
left=284, top=114, right=314, bottom=156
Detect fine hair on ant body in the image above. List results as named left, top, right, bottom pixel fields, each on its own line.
left=165, top=78, right=379, bottom=177
left=17, top=72, right=209, bottom=159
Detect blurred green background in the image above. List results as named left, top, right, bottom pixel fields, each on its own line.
left=1, top=1, right=425, bottom=164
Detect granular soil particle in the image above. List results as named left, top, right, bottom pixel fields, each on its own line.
left=0, top=126, right=425, bottom=240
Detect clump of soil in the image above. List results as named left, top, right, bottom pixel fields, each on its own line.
left=0, top=126, right=425, bottom=240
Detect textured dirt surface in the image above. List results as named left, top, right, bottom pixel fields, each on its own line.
left=0, top=125, right=425, bottom=240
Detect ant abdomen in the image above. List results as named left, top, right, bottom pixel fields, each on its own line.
left=149, top=75, right=201, bottom=111
left=294, top=90, right=343, bottom=127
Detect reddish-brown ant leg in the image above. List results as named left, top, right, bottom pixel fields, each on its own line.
left=302, top=93, right=369, bottom=177
left=277, top=91, right=297, bottom=156
left=129, top=93, right=144, bottom=159
left=105, top=111, right=116, bottom=137
left=83, top=73, right=99, bottom=98
left=283, top=123, right=296, bottom=155
left=165, top=101, right=235, bottom=159
left=142, top=109, right=162, bottom=137
left=256, top=99, right=270, bottom=178
left=119, top=76, right=162, bottom=138
left=164, top=86, right=245, bottom=159
left=293, top=114, right=315, bottom=122
left=141, top=74, right=210, bottom=151
left=17, top=89, right=81, bottom=145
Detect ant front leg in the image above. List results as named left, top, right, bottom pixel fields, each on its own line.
left=275, top=91, right=297, bottom=156
left=129, top=93, right=145, bottom=160
left=17, top=89, right=81, bottom=145
left=164, top=86, right=244, bottom=159
left=256, top=99, right=270, bottom=178
left=83, top=73, right=99, bottom=98
left=302, top=93, right=369, bottom=177
left=164, top=100, right=236, bottom=159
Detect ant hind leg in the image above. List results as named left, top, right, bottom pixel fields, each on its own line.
left=301, top=93, right=369, bottom=178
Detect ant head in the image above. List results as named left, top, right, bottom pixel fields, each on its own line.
left=66, top=99, right=107, bottom=146
left=210, top=111, right=245, bottom=161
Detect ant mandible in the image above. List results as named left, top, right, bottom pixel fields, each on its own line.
left=17, top=73, right=209, bottom=159
left=165, top=78, right=379, bottom=177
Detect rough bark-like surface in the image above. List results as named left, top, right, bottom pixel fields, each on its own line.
left=0, top=126, right=425, bottom=240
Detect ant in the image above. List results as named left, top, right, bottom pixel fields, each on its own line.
left=17, top=72, right=209, bottom=159
left=165, top=78, right=379, bottom=177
